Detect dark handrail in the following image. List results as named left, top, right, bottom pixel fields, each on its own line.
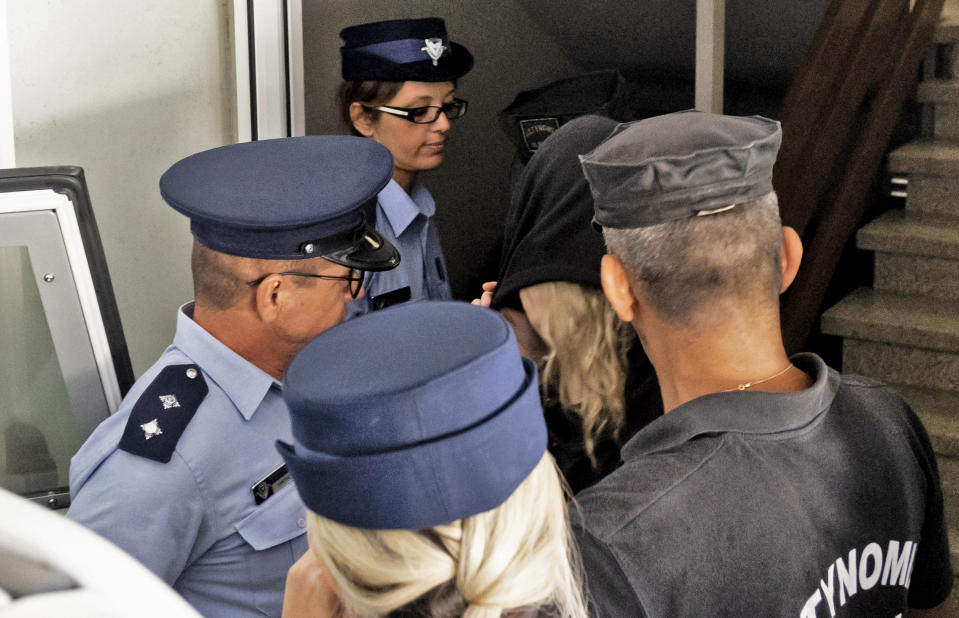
left=775, top=0, right=878, bottom=210
left=775, top=0, right=945, bottom=353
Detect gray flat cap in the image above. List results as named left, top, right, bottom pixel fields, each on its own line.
left=580, top=110, right=781, bottom=228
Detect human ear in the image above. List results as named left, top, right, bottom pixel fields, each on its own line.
left=253, top=275, right=284, bottom=324
left=349, top=102, right=375, bottom=137
left=601, top=254, right=639, bottom=323
left=779, top=226, right=803, bottom=293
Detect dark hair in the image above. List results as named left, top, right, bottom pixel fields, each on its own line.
left=191, top=240, right=248, bottom=310
left=191, top=240, right=305, bottom=310
left=338, top=80, right=404, bottom=136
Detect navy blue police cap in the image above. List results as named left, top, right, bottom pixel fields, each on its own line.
left=159, top=136, right=400, bottom=270
left=580, top=110, right=782, bottom=229
left=277, top=301, right=547, bottom=530
left=340, top=18, right=473, bottom=83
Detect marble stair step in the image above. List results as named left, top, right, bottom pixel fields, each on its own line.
left=887, top=129, right=959, bottom=213
left=856, top=210, right=959, bottom=299
left=858, top=209, right=959, bottom=259
left=897, top=173, right=959, bottom=217
left=821, top=288, right=959, bottom=354
left=918, top=78, right=959, bottom=103
left=841, top=339, right=959, bottom=394
left=875, top=252, right=959, bottom=299
left=954, top=534, right=959, bottom=580
left=918, top=80, right=959, bottom=139
left=889, top=385, right=959, bottom=457
left=889, top=138, right=959, bottom=177
left=937, top=457, right=959, bottom=587
left=888, top=139, right=959, bottom=216
left=939, top=457, right=958, bottom=525
left=936, top=1, right=959, bottom=44
left=934, top=25, right=959, bottom=44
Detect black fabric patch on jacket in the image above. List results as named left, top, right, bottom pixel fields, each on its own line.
left=118, top=364, right=208, bottom=463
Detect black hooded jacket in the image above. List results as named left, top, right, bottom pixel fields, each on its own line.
left=491, top=115, right=663, bottom=493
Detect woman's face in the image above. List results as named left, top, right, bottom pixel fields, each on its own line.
left=362, top=81, right=456, bottom=176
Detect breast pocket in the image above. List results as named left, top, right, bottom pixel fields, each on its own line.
left=236, top=483, right=309, bottom=616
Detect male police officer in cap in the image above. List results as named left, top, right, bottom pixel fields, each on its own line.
left=67, top=136, right=399, bottom=617
left=571, top=111, right=953, bottom=616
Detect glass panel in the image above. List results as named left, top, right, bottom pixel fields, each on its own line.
left=0, top=245, right=80, bottom=497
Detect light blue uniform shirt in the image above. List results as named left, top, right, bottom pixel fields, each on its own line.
left=68, top=303, right=308, bottom=617
left=349, top=179, right=452, bottom=316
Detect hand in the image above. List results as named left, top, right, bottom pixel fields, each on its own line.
left=470, top=281, right=498, bottom=307
left=282, top=547, right=339, bottom=618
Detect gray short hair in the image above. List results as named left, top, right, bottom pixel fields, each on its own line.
left=603, top=191, right=783, bottom=323
left=191, top=240, right=305, bottom=310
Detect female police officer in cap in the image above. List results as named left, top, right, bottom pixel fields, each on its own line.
left=276, top=302, right=587, bottom=618
left=339, top=18, right=472, bottom=312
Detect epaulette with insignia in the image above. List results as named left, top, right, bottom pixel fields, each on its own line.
left=118, top=364, right=208, bottom=463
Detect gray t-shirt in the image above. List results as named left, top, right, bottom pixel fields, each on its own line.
left=572, top=353, right=952, bottom=617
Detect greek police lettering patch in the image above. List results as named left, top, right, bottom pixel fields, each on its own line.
left=118, top=364, right=208, bottom=463
left=519, top=117, right=561, bottom=154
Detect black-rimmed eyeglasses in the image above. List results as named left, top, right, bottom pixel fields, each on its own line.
left=246, top=270, right=364, bottom=298
left=367, top=98, right=468, bottom=124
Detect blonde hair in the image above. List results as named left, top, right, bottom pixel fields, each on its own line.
left=520, top=282, right=633, bottom=463
left=307, top=454, right=587, bottom=618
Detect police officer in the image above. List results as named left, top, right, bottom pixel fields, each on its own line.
left=274, top=301, right=588, bottom=617
left=338, top=18, right=473, bottom=313
left=572, top=111, right=953, bottom=616
left=67, top=136, right=400, bottom=617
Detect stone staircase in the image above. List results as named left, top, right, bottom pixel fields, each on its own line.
left=820, top=5, right=959, bottom=610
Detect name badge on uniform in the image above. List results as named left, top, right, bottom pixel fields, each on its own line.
left=251, top=464, right=292, bottom=505
left=370, top=286, right=411, bottom=311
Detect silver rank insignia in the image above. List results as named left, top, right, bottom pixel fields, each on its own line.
left=119, top=364, right=208, bottom=463
left=141, top=418, right=163, bottom=440
left=421, top=38, right=446, bottom=66
left=159, top=394, right=181, bottom=409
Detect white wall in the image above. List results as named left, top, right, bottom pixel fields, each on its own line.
left=1, top=0, right=15, bottom=167
left=8, top=0, right=237, bottom=376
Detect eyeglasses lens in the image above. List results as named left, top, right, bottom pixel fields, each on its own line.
left=412, top=100, right=467, bottom=124
left=443, top=100, right=466, bottom=120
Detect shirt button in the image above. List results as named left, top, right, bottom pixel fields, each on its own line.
left=297, top=518, right=306, bottom=528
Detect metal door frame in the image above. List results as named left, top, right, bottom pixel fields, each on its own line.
left=0, top=190, right=122, bottom=416
left=234, top=0, right=305, bottom=141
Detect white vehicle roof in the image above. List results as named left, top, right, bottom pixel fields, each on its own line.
left=0, top=488, right=200, bottom=617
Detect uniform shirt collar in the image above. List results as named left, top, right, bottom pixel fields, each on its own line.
left=379, top=179, right=435, bottom=236
left=173, top=302, right=281, bottom=421
left=623, top=353, right=839, bottom=459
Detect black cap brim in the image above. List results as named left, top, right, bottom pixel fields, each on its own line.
left=320, top=225, right=400, bottom=272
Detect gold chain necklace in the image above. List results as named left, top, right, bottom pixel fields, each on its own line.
left=726, top=363, right=793, bottom=392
